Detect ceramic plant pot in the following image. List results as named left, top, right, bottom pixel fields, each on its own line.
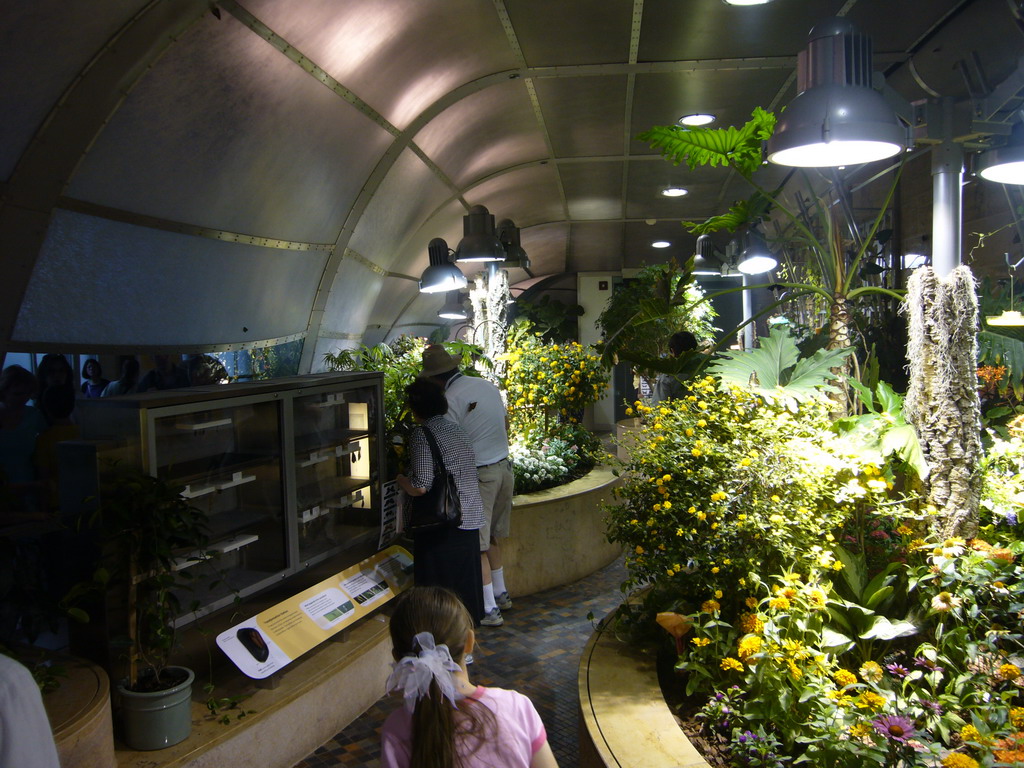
left=116, top=666, right=194, bottom=751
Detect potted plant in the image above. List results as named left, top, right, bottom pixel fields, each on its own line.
left=84, top=466, right=211, bottom=750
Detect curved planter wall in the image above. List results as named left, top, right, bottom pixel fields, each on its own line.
left=45, top=656, right=116, bottom=768
left=502, top=466, right=623, bottom=598
left=578, top=617, right=710, bottom=768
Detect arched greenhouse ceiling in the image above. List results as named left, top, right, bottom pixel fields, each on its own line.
left=1, top=0, right=1022, bottom=370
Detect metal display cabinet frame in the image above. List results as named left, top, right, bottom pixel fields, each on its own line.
left=69, top=372, right=387, bottom=627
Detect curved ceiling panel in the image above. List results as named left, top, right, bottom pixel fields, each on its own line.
left=535, top=75, right=628, bottom=158
left=567, top=221, right=627, bottom=273
left=414, top=79, right=547, bottom=188
left=242, top=0, right=517, bottom=130
left=66, top=12, right=392, bottom=244
left=562, top=161, right=625, bottom=221
left=0, top=0, right=150, bottom=178
left=348, top=148, right=454, bottom=272
left=14, top=210, right=326, bottom=347
left=507, top=0, right=633, bottom=67
left=469, top=165, right=565, bottom=229
left=519, top=222, right=570, bottom=278
left=314, top=260, right=389, bottom=363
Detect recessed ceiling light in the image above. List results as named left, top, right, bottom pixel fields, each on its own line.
left=679, top=113, right=716, bottom=127
left=652, top=241, right=671, bottom=249
left=661, top=187, right=688, bottom=197
left=723, top=0, right=772, bottom=5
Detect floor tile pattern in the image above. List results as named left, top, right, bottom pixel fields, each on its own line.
left=292, top=556, right=627, bottom=768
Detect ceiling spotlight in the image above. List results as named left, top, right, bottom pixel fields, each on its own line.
left=652, top=240, right=671, bottom=249
left=678, top=113, right=716, bottom=126
left=454, top=205, right=506, bottom=263
left=737, top=229, right=777, bottom=274
left=496, top=219, right=531, bottom=270
left=438, top=290, right=468, bottom=320
left=767, top=18, right=912, bottom=168
left=978, top=122, right=1024, bottom=185
left=419, top=238, right=467, bottom=294
left=723, top=0, right=772, bottom=5
left=661, top=187, right=689, bottom=197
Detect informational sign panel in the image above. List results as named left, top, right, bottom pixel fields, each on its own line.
left=217, top=545, right=413, bottom=679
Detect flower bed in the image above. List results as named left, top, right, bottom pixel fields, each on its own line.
left=606, top=375, right=1024, bottom=768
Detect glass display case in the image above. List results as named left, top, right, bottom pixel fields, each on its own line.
left=67, top=372, right=385, bottom=624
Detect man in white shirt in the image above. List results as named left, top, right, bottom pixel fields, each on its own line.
left=421, top=345, right=514, bottom=627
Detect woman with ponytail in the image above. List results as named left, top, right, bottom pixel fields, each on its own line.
left=381, top=586, right=558, bottom=768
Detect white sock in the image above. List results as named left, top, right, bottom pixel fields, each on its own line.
left=483, top=582, right=497, bottom=613
left=491, top=568, right=507, bottom=596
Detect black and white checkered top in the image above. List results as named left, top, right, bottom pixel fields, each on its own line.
left=407, top=415, right=484, bottom=531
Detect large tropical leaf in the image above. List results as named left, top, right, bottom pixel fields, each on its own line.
left=707, top=327, right=850, bottom=407
left=683, top=192, right=777, bottom=235
left=637, top=107, right=776, bottom=178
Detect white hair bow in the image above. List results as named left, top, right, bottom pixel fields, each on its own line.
left=386, top=631, right=462, bottom=712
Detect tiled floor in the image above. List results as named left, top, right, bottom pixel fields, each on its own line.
left=292, top=556, right=627, bottom=768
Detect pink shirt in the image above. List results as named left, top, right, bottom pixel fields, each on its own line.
left=381, top=686, right=547, bottom=768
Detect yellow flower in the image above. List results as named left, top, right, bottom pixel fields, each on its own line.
left=941, top=756, right=979, bottom=768
left=691, top=637, right=710, bottom=647
left=1011, top=706, right=1024, bottom=729
left=692, top=448, right=702, bottom=457
left=710, top=491, right=727, bottom=502
left=740, top=458, right=752, bottom=467
left=714, top=589, right=723, bottom=599
left=770, top=494, right=782, bottom=503
left=855, top=691, right=886, bottom=711
left=701, top=599, right=721, bottom=613
left=833, top=669, right=857, bottom=687
left=696, top=419, right=707, bottom=428
left=697, top=401, right=707, bottom=409
left=998, top=663, right=1021, bottom=681
left=737, top=635, right=762, bottom=661
left=768, top=596, right=791, bottom=610
left=720, top=657, right=743, bottom=672
left=745, top=596, right=758, bottom=609
left=959, top=724, right=982, bottom=743
left=858, top=661, right=883, bottom=683
left=663, top=501, right=672, bottom=510
left=625, top=407, right=634, bottom=416
left=711, top=566, right=720, bottom=574
left=685, top=428, right=694, bottom=437
left=635, top=545, right=644, bottom=554
left=662, top=474, right=672, bottom=482
left=849, top=723, right=872, bottom=740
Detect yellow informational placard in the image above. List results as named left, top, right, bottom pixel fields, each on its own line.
left=216, top=545, right=413, bottom=679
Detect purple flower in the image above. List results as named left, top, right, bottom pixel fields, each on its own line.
left=872, top=715, right=916, bottom=743
left=914, top=657, right=944, bottom=673
left=921, top=699, right=943, bottom=715
left=886, top=663, right=909, bottom=678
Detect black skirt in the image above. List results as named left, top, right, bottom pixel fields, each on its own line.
left=412, top=526, right=484, bottom=625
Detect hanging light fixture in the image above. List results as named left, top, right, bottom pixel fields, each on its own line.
left=419, top=238, right=467, bottom=294
left=496, top=219, right=531, bottom=270
left=438, top=290, right=468, bottom=320
left=693, top=234, right=724, bottom=275
left=977, top=121, right=1024, bottom=185
left=767, top=18, right=912, bottom=168
left=454, top=205, right=506, bottom=263
left=986, top=253, right=1024, bottom=327
left=736, top=227, right=778, bottom=274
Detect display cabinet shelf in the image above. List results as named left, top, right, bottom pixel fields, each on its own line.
left=66, top=372, right=387, bottom=631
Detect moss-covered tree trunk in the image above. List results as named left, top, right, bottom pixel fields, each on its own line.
left=904, top=266, right=982, bottom=539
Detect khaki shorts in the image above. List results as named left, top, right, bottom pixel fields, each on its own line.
left=477, top=458, right=514, bottom=551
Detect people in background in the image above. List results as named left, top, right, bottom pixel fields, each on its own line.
left=33, top=354, right=75, bottom=424
left=79, top=359, right=109, bottom=398
left=0, top=365, right=47, bottom=515
left=34, top=384, right=81, bottom=513
left=652, top=331, right=698, bottom=405
left=136, top=354, right=188, bottom=392
left=396, top=378, right=485, bottom=624
left=381, top=585, right=558, bottom=768
left=101, top=358, right=140, bottom=397
left=420, top=345, right=514, bottom=628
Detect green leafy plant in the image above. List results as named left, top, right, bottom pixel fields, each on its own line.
left=835, top=379, right=929, bottom=480
left=595, top=260, right=718, bottom=379
left=74, top=466, right=212, bottom=692
left=706, top=326, right=852, bottom=411
left=639, top=109, right=905, bottom=378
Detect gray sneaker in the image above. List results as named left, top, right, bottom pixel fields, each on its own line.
left=480, top=608, right=504, bottom=627
left=495, top=591, right=513, bottom=610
